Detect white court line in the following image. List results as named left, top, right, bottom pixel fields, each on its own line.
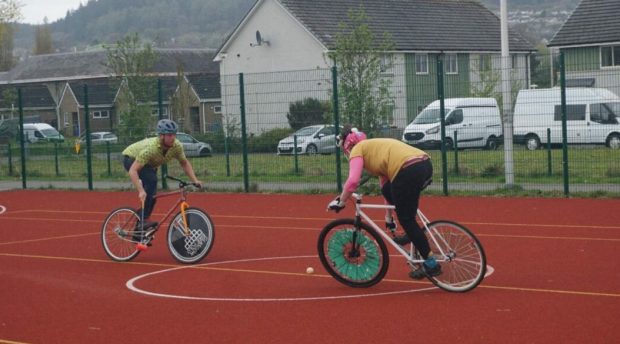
left=127, top=255, right=494, bottom=302
left=0, top=205, right=6, bottom=215
left=126, top=255, right=435, bottom=301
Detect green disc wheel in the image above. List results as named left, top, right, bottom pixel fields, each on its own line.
left=318, top=218, right=389, bottom=288
left=101, top=207, right=141, bottom=262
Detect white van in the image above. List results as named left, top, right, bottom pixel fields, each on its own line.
left=513, top=87, right=620, bottom=150
left=22, top=123, right=64, bottom=143
left=402, top=98, right=502, bottom=150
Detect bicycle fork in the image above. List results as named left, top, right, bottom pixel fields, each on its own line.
left=180, top=201, right=190, bottom=236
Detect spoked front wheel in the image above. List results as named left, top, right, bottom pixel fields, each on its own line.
left=422, top=220, right=486, bottom=292
left=317, top=218, right=389, bottom=288
left=101, top=207, right=141, bottom=262
left=167, top=207, right=215, bottom=264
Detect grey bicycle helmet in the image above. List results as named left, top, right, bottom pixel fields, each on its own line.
left=156, top=119, right=178, bottom=134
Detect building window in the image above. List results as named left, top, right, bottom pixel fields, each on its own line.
left=151, top=108, right=168, bottom=117
left=380, top=54, right=393, bottom=73
left=415, top=54, right=428, bottom=74
left=478, top=54, right=492, bottom=71
left=445, top=54, right=458, bottom=74
left=601, top=45, right=620, bottom=67
left=212, top=105, right=222, bottom=114
left=92, top=110, right=109, bottom=119
left=554, top=104, right=586, bottom=121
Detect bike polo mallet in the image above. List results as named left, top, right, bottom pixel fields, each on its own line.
left=136, top=198, right=148, bottom=252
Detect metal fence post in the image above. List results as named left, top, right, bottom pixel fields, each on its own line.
left=7, top=143, right=12, bottom=176
left=84, top=84, right=93, bottom=190
left=454, top=131, right=459, bottom=175
left=293, top=135, right=299, bottom=174
left=18, top=88, right=26, bottom=189
left=239, top=73, right=249, bottom=193
left=224, top=135, right=231, bottom=177
left=158, top=78, right=168, bottom=189
left=437, top=58, right=448, bottom=195
left=332, top=66, right=342, bottom=193
left=547, top=128, right=552, bottom=176
left=106, top=141, right=111, bottom=176
left=559, top=52, right=569, bottom=197
left=54, top=142, right=60, bottom=176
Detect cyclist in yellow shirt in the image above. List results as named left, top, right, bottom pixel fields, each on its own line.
left=122, top=119, right=203, bottom=231
left=327, top=125, right=439, bottom=279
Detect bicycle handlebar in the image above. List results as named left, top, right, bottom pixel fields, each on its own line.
left=165, top=175, right=202, bottom=189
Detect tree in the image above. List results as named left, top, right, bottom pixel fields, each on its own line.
left=104, top=33, right=158, bottom=140
left=0, top=22, right=14, bottom=70
left=33, top=17, right=54, bottom=55
left=0, top=0, right=21, bottom=23
left=170, top=64, right=191, bottom=132
left=328, top=6, right=394, bottom=135
left=530, top=43, right=558, bottom=89
left=286, top=98, right=330, bottom=130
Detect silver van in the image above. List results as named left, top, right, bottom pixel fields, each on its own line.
left=402, top=98, right=502, bottom=150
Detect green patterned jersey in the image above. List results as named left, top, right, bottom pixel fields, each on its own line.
left=122, top=137, right=187, bottom=167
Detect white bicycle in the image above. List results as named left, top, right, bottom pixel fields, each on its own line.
left=318, top=194, right=486, bottom=292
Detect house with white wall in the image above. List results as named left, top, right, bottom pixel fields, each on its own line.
left=215, top=0, right=535, bottom=134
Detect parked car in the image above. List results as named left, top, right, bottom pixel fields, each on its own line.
left=277, top=124, right=341, bottom=155
left=79, top=131, right=118, bottom=144
left=176, top=132, right=212, bottom=157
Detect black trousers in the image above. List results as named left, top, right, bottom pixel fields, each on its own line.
left=381, top=159, right=433, bottom=258
left=123, top=156, right=158, bottom=219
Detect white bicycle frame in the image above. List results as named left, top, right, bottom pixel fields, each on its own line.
left=351, top=193, right=451, bottom=264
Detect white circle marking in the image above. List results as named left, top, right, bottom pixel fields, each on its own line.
left=127, top=255, right=494, bottom=302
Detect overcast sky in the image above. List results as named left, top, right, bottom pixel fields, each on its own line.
left=18, top=0, right=85, bottom=24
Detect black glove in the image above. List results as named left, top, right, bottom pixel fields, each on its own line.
left=327, top=197, right=346, bottom=213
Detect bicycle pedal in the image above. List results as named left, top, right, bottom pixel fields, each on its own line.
left=136, top=243, right=148, bottom=251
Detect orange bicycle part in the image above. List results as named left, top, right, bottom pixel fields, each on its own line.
left=180, top=201, right=190, bottom=236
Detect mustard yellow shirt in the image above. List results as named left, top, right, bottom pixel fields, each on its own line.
left=122, top=137, right=187, bottom=167
left=349, top=138, right=428, bottom=181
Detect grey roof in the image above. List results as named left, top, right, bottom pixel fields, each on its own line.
left=3, top=49, right=219, bottom=84
left=68, top=78, right=120, bottom=106
left=186, top=74, right=220, bottom=100
left=0, top=83, right=55, bottom=108
left=221, top=0, right=534, bottom=54
left=549, top=0, right=620, bottom=47
left=138, top=75, right=179, bottom=103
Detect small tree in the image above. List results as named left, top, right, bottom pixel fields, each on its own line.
left=0, top=0, right=21, bottom=22
left=33, top=17, right=54, bottom=55
left=170, top=64, right=191, bottom=132
left=286, top=97, right=330, bottom=130
left=105, top=33, right=158, bottom=140
left=328, top=6, right=394, bottom=134
left=0, top=22, right=15, bottom=71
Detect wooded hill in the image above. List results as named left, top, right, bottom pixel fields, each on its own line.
left=13, top=0, right=579, bottom=55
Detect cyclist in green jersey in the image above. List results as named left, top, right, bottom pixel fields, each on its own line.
left=122, top=119, right=203, bottom=230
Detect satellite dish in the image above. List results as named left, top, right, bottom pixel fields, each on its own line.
left=256, top=30, right=263, bottom=45
left=250, top=30, right=270, bottom=47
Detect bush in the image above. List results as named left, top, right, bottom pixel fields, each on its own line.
left=198, top=127, right=293, bottom=154
left=287, top=98, right=331, bottom=130
left=248, top=127, right=292, bottom=153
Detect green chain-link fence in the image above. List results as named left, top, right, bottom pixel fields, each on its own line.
left=1, top=51, right=619, bottom=196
